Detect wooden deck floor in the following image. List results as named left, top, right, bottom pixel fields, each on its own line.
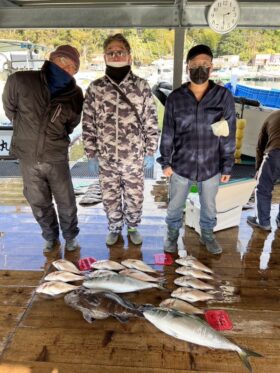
left=0, top=179, right=280, bottom=373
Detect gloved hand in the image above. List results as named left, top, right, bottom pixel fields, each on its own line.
left=88, top=157, right=99, bottom=176
left=144, top=155, right=154, bottom=169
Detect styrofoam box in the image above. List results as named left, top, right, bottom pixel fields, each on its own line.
left=185, top=178, right=256, bottom=233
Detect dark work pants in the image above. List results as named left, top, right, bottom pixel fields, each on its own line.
left=255, top=149, right=280, bottom=226
left=19, top=161, right=79, bottom=242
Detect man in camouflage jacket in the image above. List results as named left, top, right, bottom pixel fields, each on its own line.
left=82, top=33, right=159, bottom=246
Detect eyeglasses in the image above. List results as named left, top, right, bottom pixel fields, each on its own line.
left=105, top=50, right=129, bottom=58
left=188, top=63, right=212, bottom=69
left=60, top=57, right=77, bottom=72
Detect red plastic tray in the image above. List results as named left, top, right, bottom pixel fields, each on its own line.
left=78, top=257, right=97, bottom=271
left=204, top=310, right=233, bottom=331
left=154, top=253, right=174, bottom=265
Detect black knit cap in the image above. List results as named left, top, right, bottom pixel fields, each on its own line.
left=186, top=44, right=213, bottom=63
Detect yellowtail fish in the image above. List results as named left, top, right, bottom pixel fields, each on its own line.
left=174, top=276, right=215, bottom=290
left=121, top=259, right=157, bottom=273
left=143, top=307, right=261, bottom=372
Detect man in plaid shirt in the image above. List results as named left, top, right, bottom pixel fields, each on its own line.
left=157, top=45, right=236, bottom=254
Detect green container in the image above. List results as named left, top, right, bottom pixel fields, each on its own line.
left=190, top=184, right=198, bottom=193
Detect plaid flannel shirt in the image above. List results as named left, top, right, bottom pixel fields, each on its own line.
left=157, top=81, right=236, bottom=182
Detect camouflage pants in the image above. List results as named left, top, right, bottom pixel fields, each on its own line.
left=99, top=159, right=144, bottom=233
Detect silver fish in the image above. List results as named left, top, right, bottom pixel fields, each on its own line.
left=159, top=298, right=203, bottom=314
left=87, top=269, right=118, bottom=278
left=45, top=271, right=85, bottom=282
left=52, top=259, right=81, bottom=274
left=175, top=267, right=214, bottom=280
left=174, top=276, right=215, bottom=290
left=121, top=259, right=157, bottom=273
left=83, top=274, right=165, bottom=293
left=175, top=258, right=213, bottom=273
left=143, top=307, right=261, bottom=372
left=91, top=260, right=125, bottom=271
left=171, top=288, right=215, bottom=303
left=119, top=269, right=164, bottom=283
left=36, top=281, right=80, bottom=297
left=64, top=288, right=144, bottom=323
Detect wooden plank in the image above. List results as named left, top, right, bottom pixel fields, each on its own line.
left=0, top=271, right=43, bottom=287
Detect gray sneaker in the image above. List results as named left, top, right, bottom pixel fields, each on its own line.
left=65, top=238, right=80, bottom=252
left=106, top=232, right=119, bottom=246
left=200, top=229, right=222, bottom=255
left=163, top=227, right=179, bottom=253
left=128, top=228, right=143, bottom=245
left=247, top=216, right=271, bottom=231
left=43, top=239, right=60, bottom=253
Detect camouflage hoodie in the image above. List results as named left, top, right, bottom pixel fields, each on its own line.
left=82, top=71, right=159, bottom=164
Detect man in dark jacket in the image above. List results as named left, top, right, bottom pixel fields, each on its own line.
left=157, top=44, right=236, bottom=255
left=2, top=45, right=84, bottom=253
left=247, top=110, right=280, bottom=231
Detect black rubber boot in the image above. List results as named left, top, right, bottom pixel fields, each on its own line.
left=163, top=226, right=179, bottom=253
left=200, top=229, right=222, bottom=255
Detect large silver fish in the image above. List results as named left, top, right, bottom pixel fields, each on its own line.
left=121, top=259, right=157, bottom=273
left=143, top=307, right=261, bottom=372
left=36, top=281, right=80, bottom=298
left=174, top=276, right=215, bottom=290
left=91, top=260, right=125, bottom=271
left=175, top=258, right=213, bottom=273
left=52, top=259, right=81, bottom=274
left=64, top=288, right=144, bottom=323
left=45, top=271, right=85, bottom=283
left=83, top=274, right=165, bottom=293
left=159, top=298, right=203, bottom=314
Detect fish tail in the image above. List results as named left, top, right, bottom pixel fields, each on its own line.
left=238, top=347, right=262, bottom=372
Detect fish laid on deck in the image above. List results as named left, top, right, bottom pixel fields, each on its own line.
left=36, top=281, right=80, bottom=297
left=143, top=308, right=261, bottom=372
left=119, top=268, right=164, bottom=283
left=83, top=274, right=165, bottom=293
left=174, top=276, right=215, bottom=290
left=121, top=259, right=157, bottom=273
left=64, top=289, right=144, bottom=323
left=175, top=267, right=214, bottom=280
left=44, top=271, right=85, bottom=282
left=175, top=258, right=213, bottom=273
left=87, top=269, right=118, bottom=278
left=159, top=298, right=204, bottom=314
left=91, top=260, right=125, bottom=271
left=52, top=259, right=81, bottom=274
left=171, top=288, right=217, bottom=303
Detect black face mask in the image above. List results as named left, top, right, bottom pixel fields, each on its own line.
left=189, top=66, right=210, bottom=85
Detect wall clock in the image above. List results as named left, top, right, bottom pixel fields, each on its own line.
left=207, top=0, right=240, bottom=34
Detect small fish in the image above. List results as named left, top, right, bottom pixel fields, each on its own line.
left=83, top=274, right=165, bottom=293
left=143, top=307, right=261, bottom=372
left=174, top=276, right=215, bottom=290
left=175, top=267, right=214, bottom=280
left=175, top=258, right=213, bottom=273
left=121, top=259, right=157, bottom=273
left=119, top=269, right=164, bottom=283
left=52, top=259, right=81, bottom=274
left=171, top=288, right=216, bottom=303
left=36, top=281, right=80, bottom=298
left=91, top=260, right=125, bottom=271
left=159, top=298, right=203, bottom=314
left=87, top=269, right=118, bottom=278
left=45, top=271, right=85, bottom=283
left=64, top=288, right=144, bottom=323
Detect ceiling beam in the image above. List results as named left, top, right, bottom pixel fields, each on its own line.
left=0, top=2, right=279, bottom=28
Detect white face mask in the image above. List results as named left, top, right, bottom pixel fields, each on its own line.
left=106, top=61, right=129, bottom=68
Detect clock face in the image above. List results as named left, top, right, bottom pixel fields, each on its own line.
left=208, top=0, right=240, bottom=34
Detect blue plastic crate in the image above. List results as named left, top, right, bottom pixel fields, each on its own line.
left=235, top=84, right=280, bottom=108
